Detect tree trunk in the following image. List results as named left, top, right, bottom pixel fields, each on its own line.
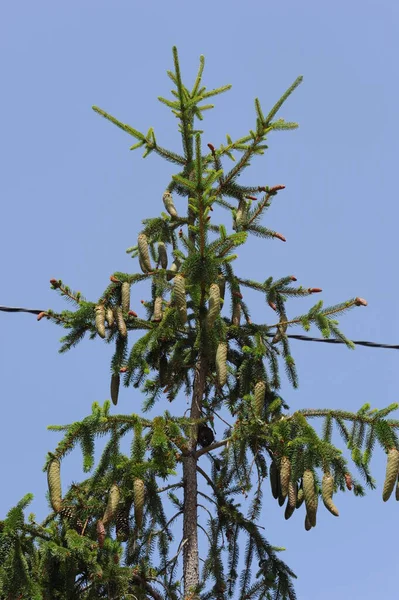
left=182, top=357, right=207, bottom=598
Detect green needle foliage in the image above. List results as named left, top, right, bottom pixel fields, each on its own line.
left=2, top=47, right=399, bottom=600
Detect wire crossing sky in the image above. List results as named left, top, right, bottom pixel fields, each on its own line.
left=1, top=2, right=398, bottom=598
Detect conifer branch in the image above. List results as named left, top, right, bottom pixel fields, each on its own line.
left=195, top=437, right=232, bottom=459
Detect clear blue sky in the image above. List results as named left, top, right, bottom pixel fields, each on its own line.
left=1, top=1, right=398, bottom=598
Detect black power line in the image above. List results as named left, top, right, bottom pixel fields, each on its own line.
left=1, top=305, right=398, bottom=350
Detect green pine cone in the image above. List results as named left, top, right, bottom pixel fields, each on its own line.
left=232, top=302, right=241, bottom=326
left=217, top=274, right=225, bottom=305
left=121, top=282, right=130, bottom=313
left=138, top=233, right=152, bottom=272
left=162, top=190, right=178, bottom=218
left=207, top=283, right=220, bottom=328
left=95, top=305, right=106, bottom=338
left=106, top=307, right=114, bottom=327
left=167, top=259, right=181, bottom=281
left=174, top=275, right=187, bottom=324
left=253, top=381, right=266, bottom=417
left=47, top=458, right=62, bottom=513
left=288, top=480, right=297, bottom=508
left=280, top=456, right=291, bottom=499
left=303, top=469, right=317, bottom=527
left=270, top=460, right=279, bottom=499
left=96, top=519, right=106, bottom=548
left=152, top=297, right=163, bottom=322
left=133, top=478, right=145, bottom=530
left=103, top=483, right=120, bottom=525
left=322, top=473, right=339, bottom=517
left=296, top=485, right=305, bottom=509
left=157, top=241, right=168, bottom=269
left=114, top=306, right=127, bottom=337
left=111, top=373, right=120, bottom=406
left=285, top=494, right=296, bottom=520
left=383, top=447, right=399, bottom=502
left=216, top=342, right=227, bottom=386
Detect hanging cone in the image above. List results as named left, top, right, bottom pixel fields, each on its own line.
left=111, top=373, right=120, bottom=406
left=304, top=514, right=312, bottom=531
left=288, top=480, right=297, bottom=509
left=116, top=505, right=130, bottom=542
left=95, top=305, right=106, bottom=338
left=280, top=456, right=291, bottom=499
left=174, top=275, right=187, bottom=325
left=383, top=447, right=399, bottom=501
left=285, top=484, right=296, bottom=520
left=97, top=519, right=106, bottom=548
left=253, top=381, right=266, bottom=417
left=47, top=458, right=62, bottom=513
left=162, top=191, right=178, bottom=218
left=216, top=342, right=227, bottom=386
left=296, top=484, right=305, bottom=509
left=207, top=283, right=220, bottom=328
left=270, top=460, right=279, bottom=499
left=322, top=473, right=339, bottom=516
left=137, top=233, right=152, bottom=272
left=133, top=478, right=145, bottom=530
left=167, top=259, right=181, bottom=281
left=106, top=307, right=114, bottom=327
left=114, top=306, right=127, bottom=337
left=60, top=505, right=75, bottom=523
left=303, top=470, right=317, bottom=527
left=152, top=297, right=163, bottom=322
left=217, top=274, right=226, bottom=305
left=103, top=483, right=120, bottom=525
left=157, top=242, right=168, bottom=269
left=121, top=282, right=130, bottom=313
left=232, top=302, right=241, bottom=326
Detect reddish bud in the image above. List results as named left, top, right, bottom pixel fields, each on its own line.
left=141, top=300, right=145, bottom=304
left=110, top=275, right=120, bottom=283
left=355, top=297, right=367, bottom=307
left=233, top=291, right=243, bottom=299
left=309, top=288, right=322, bottom=293
left=246, top=195, right=257, bottom=201
left=268, top=301, right=277, bottom=311
left=119, top=367, right=128, bottom=373
left=206, top=215, right=211, bottom=221
left=207, top=143, right=215, bottom=154
left=269, top=184, right=285, bottom=193
left=344, top=473, right=353, bottom=491
left=290, top=275, right=297, bottom=281
left=37, top=311, right=47, bottom=321
left=128, top=310, right=138, bottom=317
left=274, top=233, right=286, bottom=242
left=49, top=278, right=60, bottom=288
left=179, top=228, right=183, bottom=237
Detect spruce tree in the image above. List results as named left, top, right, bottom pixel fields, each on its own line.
left=2, top=47, right=399, bottom=600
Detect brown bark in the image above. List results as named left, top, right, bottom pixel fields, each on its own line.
left=182, top=357, right=207, bottom=598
